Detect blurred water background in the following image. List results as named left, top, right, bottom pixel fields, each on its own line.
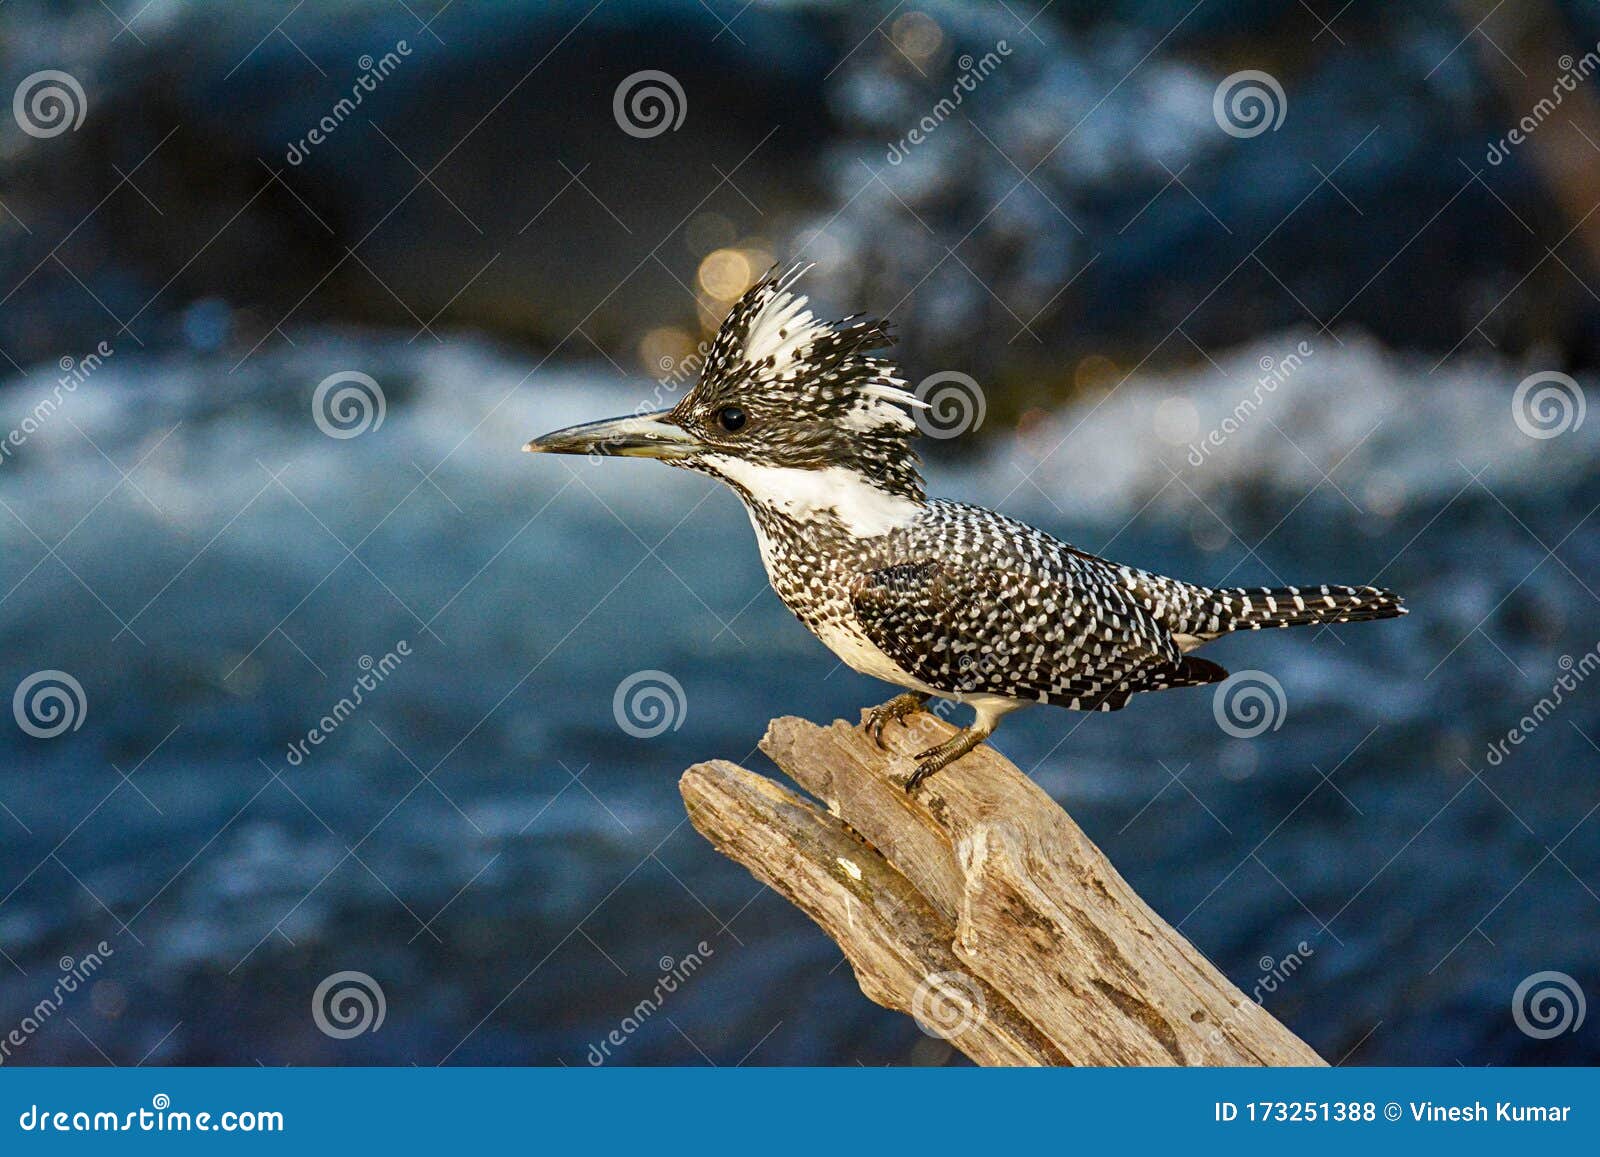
left=0, top=0, right=1597, bottom=1066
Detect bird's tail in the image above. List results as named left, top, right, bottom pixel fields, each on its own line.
left=1202, top=584, right=1406, bottom=633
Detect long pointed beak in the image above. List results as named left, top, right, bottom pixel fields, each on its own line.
left=522, top=409, right=701, bottom=460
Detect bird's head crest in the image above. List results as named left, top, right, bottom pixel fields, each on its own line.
left=667, top=264, right=927, bottom=500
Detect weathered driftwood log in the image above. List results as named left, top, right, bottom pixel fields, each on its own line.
left=679, top=711, right=1325, bottom=1066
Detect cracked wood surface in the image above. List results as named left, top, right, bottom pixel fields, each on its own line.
left=679, top=710, right=1325, bottom=1067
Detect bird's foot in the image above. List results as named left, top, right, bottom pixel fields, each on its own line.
left=899, top=727, right=988, bottom=793
left=864, top=692, right=930, bottom=747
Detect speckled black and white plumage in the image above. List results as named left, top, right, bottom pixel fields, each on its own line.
left=661, top=266, right=1405, bottom=723
left=738, top=495, right=1402, bottom=717
left=529, top=265, right=1407, bottom=784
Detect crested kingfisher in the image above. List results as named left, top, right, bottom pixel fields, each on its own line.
left=525, top=266, right=1406, bottom=791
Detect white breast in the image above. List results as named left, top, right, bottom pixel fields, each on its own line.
left=812, top=617, right=937, bottom=691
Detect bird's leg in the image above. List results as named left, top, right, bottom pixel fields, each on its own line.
left=864, top=691, right=930, bottom=746
left=903, top=723, right=992, bottom=793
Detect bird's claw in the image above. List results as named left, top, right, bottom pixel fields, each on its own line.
left=897, top=727, right=987, bottom=793
left=896, top=749, right=949, bottom=793
left=900, top=757, right=939, bottom=793
left=863, top=692, right=928, bottom=748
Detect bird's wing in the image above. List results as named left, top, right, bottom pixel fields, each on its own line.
left=849, top=557, right=1225, bottom=710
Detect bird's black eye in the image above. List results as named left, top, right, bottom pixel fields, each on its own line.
left=716, top=406, right=747, bottom=432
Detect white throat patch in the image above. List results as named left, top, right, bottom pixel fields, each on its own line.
left=703, top=456, right=922, bottom=538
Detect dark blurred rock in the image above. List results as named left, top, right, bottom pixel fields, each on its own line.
left=0, top=0, right=834, bottom=367
left=5, top=0, right=1600, bottom=390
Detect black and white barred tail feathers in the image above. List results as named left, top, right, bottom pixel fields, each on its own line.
left=1204, top=584, right=1406, bottom=630
left=1132, top=577, right=1408, bottom=645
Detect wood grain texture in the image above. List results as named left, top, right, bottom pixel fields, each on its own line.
left=679, top=709, right=1325, bottom=1067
